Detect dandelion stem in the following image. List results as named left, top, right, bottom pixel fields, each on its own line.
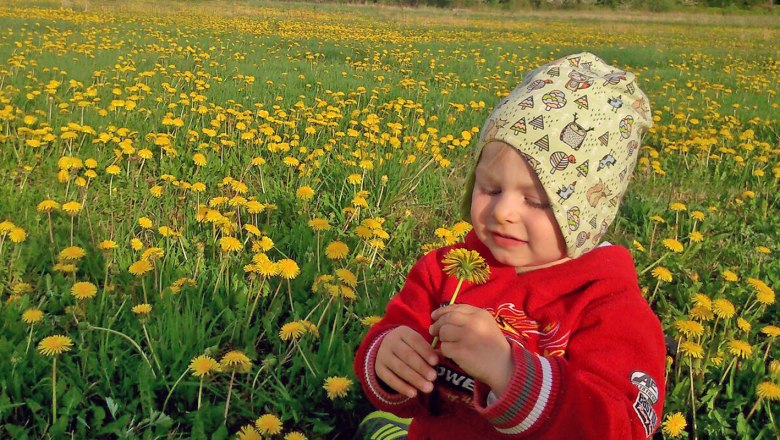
left=85, top=323, right=156, bottom=378
left=718, top=358, right=736, bottom=387
left=746, top=398, right=761, bottom=420
left=223, top=370, right=236, bottom=423
left=142, top=323, right=163, bottom=374
left=25, top=325, right=34, bottom=355
left=689, top=364, right=698, bottom=440
left=432, top=278, right=465, bottom=348
left=295, top=340, right=317, bottom=376
left=52, top=357, right=58, bottom=425
left=162, top=367, right=189, bottom=413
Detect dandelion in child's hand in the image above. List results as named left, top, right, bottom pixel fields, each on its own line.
left=255, top=413, right=283, bottom=435
left=661, top=412, right=686, bottom=437
left=323, top=376, right=353, bottom=400
left=442, top=248, right=491, bottom=285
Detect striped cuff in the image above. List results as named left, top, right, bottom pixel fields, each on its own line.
left=474, top=343, right=562, bottom=436
left=363, top=330, right=414, bottom=406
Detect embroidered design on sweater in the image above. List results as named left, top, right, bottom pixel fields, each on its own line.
left=630, top=371, right=659, bottom=436
left=488, top=303, right=571, bottom=357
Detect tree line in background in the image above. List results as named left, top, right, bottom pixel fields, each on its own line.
left=337, top=0, right=777, bottom=11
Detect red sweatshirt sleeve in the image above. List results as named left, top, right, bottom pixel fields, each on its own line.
left=354, top=251, right=443, bottom=418
left=473, top=290, right=666, bottom=439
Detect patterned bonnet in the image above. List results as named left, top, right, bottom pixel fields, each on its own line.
left=461, top=52, right=653, bottom=258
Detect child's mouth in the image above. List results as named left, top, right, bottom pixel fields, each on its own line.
left=490, top=232, right=526, bottom=248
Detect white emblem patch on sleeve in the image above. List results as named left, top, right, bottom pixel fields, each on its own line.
left=630, top=371, right=659, bottom=436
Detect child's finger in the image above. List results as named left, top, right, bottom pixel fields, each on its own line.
left=429, top=309, right=467, bottom=336
left=375, top=363, right=420, bottom=398
left=379, top=355, right=435, bottom=397
left=402, top=331, right=439, bottom=366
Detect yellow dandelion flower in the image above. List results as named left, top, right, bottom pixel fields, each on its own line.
left=323, top=376, right=353, bottom=400
left=347, top=173, right=362, bottom=185
left=58, top=246, right=86, bottom=261
left=279, top=321, right=306, bottom=341
left=137, top=217, right=153, bottom=229
left=747, top=278, right=775, bottom=305
left=128, top=259, right=153, bottom=276
left=9, top=227, right=26, bottom=243
left=688, top=231, right=704, bottom=243
left=756, top=382, right=780, bottom=401
left=442, top=248, right=490, bottom=284
left=690, top=210, right=705, bottom=221
left=679, top=341, right=704, bottom=359
left=37, top=199, right=60, bottom=212
left=722, top=270, right=739, bottom=282
left=761, top=325, right=780, bottom=338
left=325, top=241, right=349, bottom=260
left=105, top=165, right=121, bottom=175
left=661, top=412, right=686, bottom=438
left=689, top=305, right=714, bottom=321
left=220, top=350, right=251, bottom=373
left=141, top=247, right=164, bottom=261
left=22, top=308, right=44, bottom=324
left=650, top=266, right=672, bottom=282
left=189, top=355, right=220, bottom=377
left=361, top=315, right=382, bottom=326
left=728, top=339, right=753, bottom=359
left=712, top=299, right=736, bottom=319
left=236, top=424, right=262, bottom=440
left=770, top=360, right=780, bottom=375
left=335, top=268, right=358, bottom=287
left=244, top=224, right=261, bottom=237
left=255, top=413, right=283, bottom=435
left=130, top=238, right=144, bottom=251
left=669, top=202, right=687, bottom=212
left=736, top=317, right=751, bottom=333
left=219, top=236, right=242, bottom=253
left=277, top=259, right=300, bottom=279
left=296, top=185, right=315, bottom=201
left=71, top=281, right=97, bottom=300
left=284, top=432, right=308, bottom=440
left=131, top=303, right=152, bottom=315
left=662, top=238, right=684, bottom=253
left=308, top=218, right=331, bottom=231
left=0, top=220, right=16, bottom=234
left=37, top=335, right=73, bottom=356
left=192, top=153, right=207, bottom=166
left=674, top=320, right=704, bottom=338
left=12, top=282, right=33, bottom=295
left=62, top=201, right=82, bottom=215
left=692, top=293, right=712, bottom=309
left=756, top=246, right=771, bottom=255
left=355, top=225, right=373, bottom=240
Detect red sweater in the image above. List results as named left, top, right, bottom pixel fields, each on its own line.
left=354, top=231, right=665, bottom=439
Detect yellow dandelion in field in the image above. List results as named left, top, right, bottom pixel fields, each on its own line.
left=662, top=238, right=684, bottom=253
left=674, top=320, right=704, bottom=338
left=284, top=432, right=307, bottom=440
left=756, top=246, right=771, bottom=255
left=244, top=224, right=261, bottom=237
left=37, top=199, right=60, bottom=212
left=661, top=412, right=686, bottom=437
left=689, top=305, right=714, bottom=321
left=252, top=254, right=279, bottom=277
left=452, top=221, right=472, bottom=237
left=219, top=236, right=242, bottom=253
left=12, top=282, right=33, bottom=295
left=688, top=231, right=704, bottom=243
left=361, top=315, right=381, bottom=326
left=347, top=173, right=362, bottom=185
left=22, top=308, right=44, bottom=324
left=131, top=303, right=152, bottom=315
left=279, top=321, right=305, bottom=341
left=679, top=341, right=704, bottom=359
left=747, top=277, right=775, bottom=305
left=255, top=414, right=283, bottom=435
left=128, top=260, right=153, bottom=276
left=141, top=247, right=164, bottom=262
left=308, top=218, right=330, bottom=231
left=71, top=281, right=97, bottom=300
left=130, top=238, right=144, bottom=251
left=192, top=153, right=207, bottom=166
left=728, top=339, right=753, bottom=359
left=761, top=325, right=780, bottom=338
left=736, top=318, right=751, bottom=333
left=38, top=335, right=73, bottom=357
left=650, top=266, right=672, bottom=282
left=58, top=246, right=86, bottom=261
left=670, top=202, right=687, bottom=212
left=442, top=249, right=491, bottom=285
left=106, top=165, right=121, bottom=175
left=9, top=227, right=26, bottom=243
left=769, top=360, right=780, bottom=375
left=138, top=217, right=153, bottom=229
left=692, top=293, right=712, bottom=309
left=722, top=269, right=739, bottom=282
left=712, top=299, right=736, bottom=319
left=189, top=355, right=220, bottom=377
left=296, top=185, right=315, bottom=201
left=632, top=240, right=646, bottom=252
left=300, top=320, right=318, bottom=338
left=335, top=268, right=358, bottom=287
left=236, top=424, right=262, bottom=440
left=220, top=350, right=251, bottom=373
left=756, top=382, right=780, bottom=401
left=277, top=259, right=300, bottom=279
left=355, top=225, right=373, bottom=240
left=325, top=241, right=349, bottom=260
left=0, top=220, right=15, bottom=234
left=327, top=283, right=356, bottom=300
left=691, top=210, right=705, bottom=221
left=323, top=376, right=353, bottom=400
left=62, top=201, right=82, bottom=215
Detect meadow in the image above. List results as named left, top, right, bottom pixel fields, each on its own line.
left=0, top=0, right=777, bottom=438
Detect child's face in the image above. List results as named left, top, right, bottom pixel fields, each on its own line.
left=470, top=141, right=569, bottom=270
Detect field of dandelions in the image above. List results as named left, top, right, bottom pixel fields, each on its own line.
left=0, top=1, right=777, bottom=438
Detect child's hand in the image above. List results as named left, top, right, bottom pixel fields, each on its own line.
left=429, top=304, right=513, bottom=395
left=375, top=326, right=439, bottom=399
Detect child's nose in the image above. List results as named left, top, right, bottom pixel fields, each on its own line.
left=492, top=195, right=521, bottom=223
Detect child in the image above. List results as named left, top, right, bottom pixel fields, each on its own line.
left=354, top=52, right=665, bottom=439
